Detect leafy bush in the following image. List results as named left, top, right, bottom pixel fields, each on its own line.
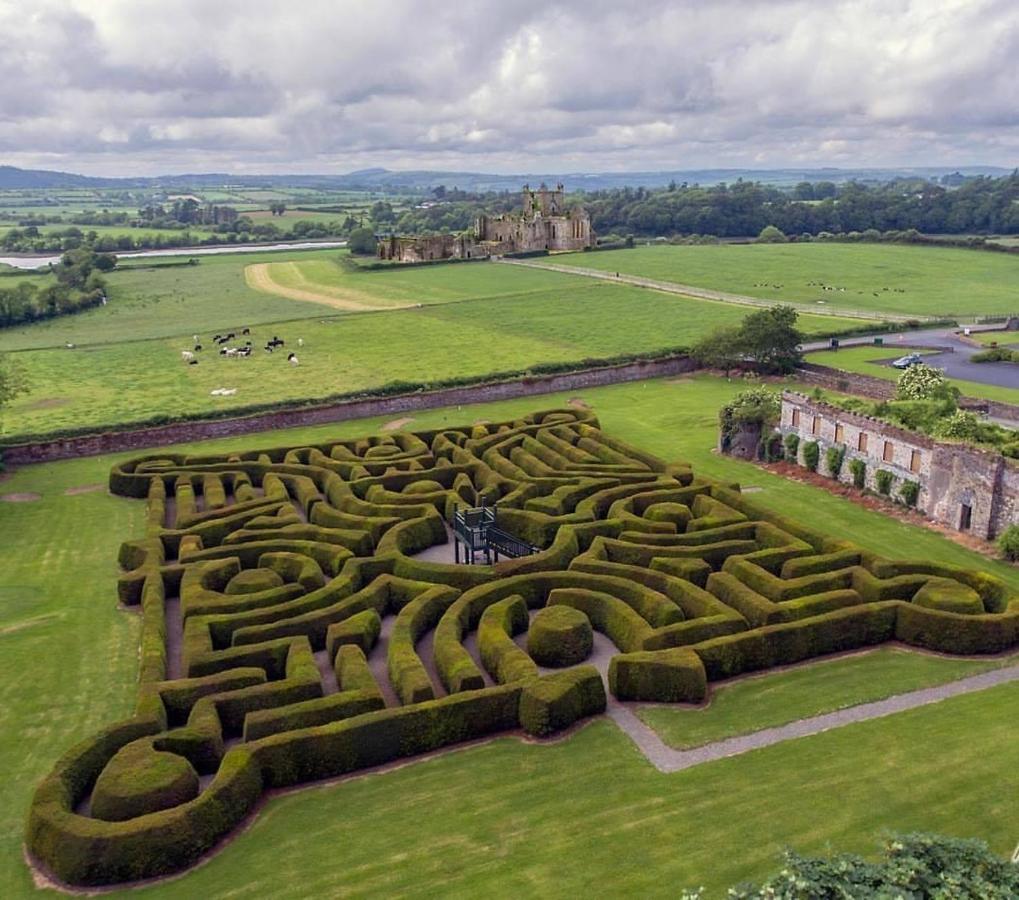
left=762, top=433, right=784, bottom=462
left=756, top=224, right=788, bottom=243
left=936, top=409, right=981, bottom=441
left=899, top=480, right=920, bottom=507
left=802, top=440, right=820, bottom=472
left=783, top=433, right=799, bottom=461
left=875, top=469, right=894, bottom=495
left=971, top=346, right=1016, bottom=363
left=719, top=388, right=782, bottom=439
left=896, top=363, right=950, bottom=401
left=997, top=524, right=1019, bottom=561
left=729, top=832, right=1019, bottom=899
left=825, top=444, right=846, bottom=478
left=848, top=458, right=866, bottom=489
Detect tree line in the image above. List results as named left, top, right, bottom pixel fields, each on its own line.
left=0, top=248, right=113, bottom=328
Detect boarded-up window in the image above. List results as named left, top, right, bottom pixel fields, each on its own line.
left=858, top=432, right=869, bottom=452
left=883, top=440, right=894, bottom=463
left=910, top=449, right=921, bottom=473
left=812, top=416, right=820, bottom=435
left=791, top=408, right=801, bottom=427
left=835, top=423, right=845, bottom=443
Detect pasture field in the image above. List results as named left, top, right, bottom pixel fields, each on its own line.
left=806, top=346, right=1019, bottom=404
left=3, top=377, right=1019, bottom=898
left=553, top=243, right=1019, bottom=318
left=0, top=222, right=218, bottom=242
left=1, top=275, right=859, bottom=440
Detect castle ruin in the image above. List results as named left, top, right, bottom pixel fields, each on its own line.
left=377, top=183, right=594, bottom=262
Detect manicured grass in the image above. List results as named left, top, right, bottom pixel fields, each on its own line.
left=1, top=280, right=858, bottom=441
left=806, top=346, right=1019, bottom=404
left=638, top=646, right=1019, bottom=749
left=4, top=376, right=1019, bottom=897
left=554, top=243, right=1019, bottom=318
left=968, top=330, right=1019, bottom=347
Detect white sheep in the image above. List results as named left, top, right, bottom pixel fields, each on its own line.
left=181, top=350, right=195, bottom=361
left=289, top=354, right=299, bottom=367
left=297, top=338, right=304, bottom=347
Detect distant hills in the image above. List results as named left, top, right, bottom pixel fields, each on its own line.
left=0, top=163, right=1011, bottom=193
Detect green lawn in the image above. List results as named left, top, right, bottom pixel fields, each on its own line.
left=3, top=376, right=1019, bottom=897
left=638, top=646, right=1019, bottom=749
left=806, top=346, right=1019, bottom=404
left=1, top=271, right=859, bottom=441
left=553, top=243, right=1019, bottom=318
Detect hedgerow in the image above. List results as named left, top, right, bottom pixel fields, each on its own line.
left=26, top=406, right=1019, bottom=887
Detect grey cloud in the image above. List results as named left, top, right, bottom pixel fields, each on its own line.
left=0, top=0, right=1014, bottom=173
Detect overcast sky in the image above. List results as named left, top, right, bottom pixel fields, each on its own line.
left=0, top=0, right=1015, bottom=175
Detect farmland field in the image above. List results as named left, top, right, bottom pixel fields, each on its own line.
left=4, top=377, right=1019, bottom=898
left=1, top=287, right=857, bottom=440
left=552, top=243, right=1019, bottom=318
left=0, top=254, right=863, bottom=440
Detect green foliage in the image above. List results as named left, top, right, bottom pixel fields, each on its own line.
left=527, top=606, right=594, bottom=668
left=737, top=305, right=803, bottom=373
left=756, top=224, right=787, bottom=243
left=899, top=480, right=920, bottom=507
left=730, top=832, right=1019, bottom=899
left=783, top=432, right=799, bottom=461
left=896, top=362, right=949, bottom=401
left=346, top=227, right=377, bottom=255
left=849, top=457, right=866, bottom=489
left=971, top=346, right=1017, bottom=363
left=936, top=409, right=981, bottom=441
left=689, top=325, right=743, bottom=373
left=802, top=440, right=819, bottom=471
left=996, top=524, right=1019, bottom=562
left=518, top=666, right=606, bottom=737
left=875, top=469, right=894, bottom=495
left=762, top=433, right=784, bottom=462
left=825, top=444, right=846, bottom=478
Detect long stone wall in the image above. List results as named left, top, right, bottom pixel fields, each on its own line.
left=780, top=391, right=1018, bottom=539
left=1, top=355, right=695, bottom=466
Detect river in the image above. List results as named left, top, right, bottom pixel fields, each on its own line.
left=0, top=240, right=348, bottom=270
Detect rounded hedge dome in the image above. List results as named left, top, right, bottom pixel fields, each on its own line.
left=527, top=605, right=593, bottom=667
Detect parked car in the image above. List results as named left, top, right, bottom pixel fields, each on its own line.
left=891, top=353, right=924, bottom=369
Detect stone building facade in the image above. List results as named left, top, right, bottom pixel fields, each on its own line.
left=377, top=183, right=594, bottom=262
left=778, top=391, right=1019, bottom=540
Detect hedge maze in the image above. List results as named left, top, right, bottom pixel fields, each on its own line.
left=26, top=409, right=1019, bottom=886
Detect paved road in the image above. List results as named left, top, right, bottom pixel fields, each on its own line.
left=806, top=325, right=1019, bottom=391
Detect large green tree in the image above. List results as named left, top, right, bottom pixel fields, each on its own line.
left=737, top=305, right=803, bottom=373
left=347, top=227, right=377, bottom=255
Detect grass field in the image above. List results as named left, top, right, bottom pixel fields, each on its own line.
left=806, top=346, right=1019, bottom=404
left=0, top=222, right=219, bottom=242
left=0, top=256, right=862, bottom=440
left=553, top=243, right=1019, bottom=318
left=638, top=645, right=1019, bottom=749
left=3, top=376, right=1019, bottom=898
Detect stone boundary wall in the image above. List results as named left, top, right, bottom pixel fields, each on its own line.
left=780, top=391, right=1019, bottom=539
left=796, top=361, right=1019, bottom=423
left=1, top=355, right=695, bottom=465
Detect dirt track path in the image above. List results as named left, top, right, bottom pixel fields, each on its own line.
left=496, top=257, right=925, bottom=323
left=245, top=262, right=413, bottom=313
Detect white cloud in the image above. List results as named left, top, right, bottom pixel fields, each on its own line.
left=0, top=0, right=1013, bottom=174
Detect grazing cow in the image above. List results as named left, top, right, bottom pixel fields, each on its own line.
left=242, top=327, right=250, bottom=335
left=181, top=350, right=195, bottom=361
left=219, top=347, right=229, bottom=355
left=194, top=344, right=202, bottom=352
left=264, top=344, right=274, bottom=353
left=226, top=332, right=236, bottom=340
left=188, top=359, right=199, bottom=366
left=65, top=342, right=76, bottom=349
left=213, top=334, right=222, bottom=342
left=288, top=354, right=299, bottom=367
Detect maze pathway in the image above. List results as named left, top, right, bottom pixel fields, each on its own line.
left=26, top=408, right=1019, bottom=887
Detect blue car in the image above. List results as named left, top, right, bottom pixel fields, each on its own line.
left=891, top=353, right=924, bottom=369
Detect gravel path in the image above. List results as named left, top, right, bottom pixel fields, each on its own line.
left=612, top=662, right=1019, bottom=773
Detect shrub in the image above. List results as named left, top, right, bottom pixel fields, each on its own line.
left=935, top=410, right=981, bottom=441
left=896, top=363, right=949, bottom=401
left=756, top=224, right=788, bottom=243
left=518, top=666, right=606, bottom=736
left=762, top=433, right=784, bottom=462
left=875, top=469, right=894, bottom=495
left=848, top=458, right=866, bottom=489
left=997, top=524, right=1019, bottom=562
left=825, top=445, right=846, bottom=478
left=802, top=440, right=820, bottom=472
left=527, top=605, right=593, bottom=667
left=899, top=480, right=920, bottom=507
left=783, top=433, right=799, bottom=461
